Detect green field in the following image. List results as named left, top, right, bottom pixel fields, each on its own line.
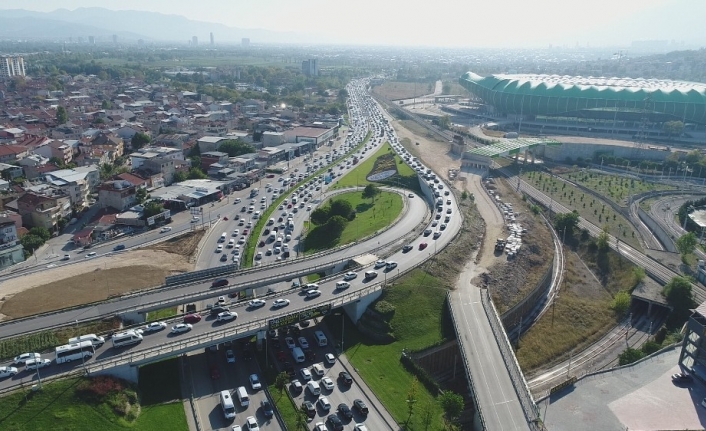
left=325, top=269, right=450, bottom=430
left=333, top=143, right=417, bottom=190
left=559, top=169, right=675, bottom=205
left=0, top=371, right=187, bottom=431
left=146, top=307, right=178, bottom=322
left=303, top=191, right=403, bottom=254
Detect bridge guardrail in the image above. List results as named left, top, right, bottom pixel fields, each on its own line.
left=480, top=289, right=540, bottom=430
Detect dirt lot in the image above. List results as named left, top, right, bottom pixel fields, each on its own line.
left=472, top=177, right=554, bottom=313
left=0, top=231, right=203, bottom=320
left=372, top=81, right=434, bottom=101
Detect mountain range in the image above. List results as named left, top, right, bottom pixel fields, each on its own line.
left=0, top=7, right=319, bottom=45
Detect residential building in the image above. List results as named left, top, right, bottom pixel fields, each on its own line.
left=90, top=132, right=125, bottom=158
left=0, top=163, right=23, bottom=181
left=0, top=216, right=24, bottom=269
left=0, top=145, right=29, bottom=163
left=0, top=55, right=25, bottom=78
left=197, top=136, right=228, bottom=152
left=201, top=151, right=229, bottom=171
left=17, top=189, right=71, bottom=231
left=33, top=140, right=73, bottom=165
left=43, top=166, right=100, bottom=208
left=98, top=180, right=137, bottom=212
left=261, top=131, right=286, bottom=146
left=302, top=59, right=319, bottom=77
left=130, top=146, right=184, bottom=169
left=154, top=133, right=189, bottom=150
left=142, top=157, right=176, bottom=185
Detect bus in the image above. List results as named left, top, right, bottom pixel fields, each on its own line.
left=55, top=340, right=95, bottom=364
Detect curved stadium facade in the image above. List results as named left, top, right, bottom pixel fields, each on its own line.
left=459, top=72, right=706, bottom=125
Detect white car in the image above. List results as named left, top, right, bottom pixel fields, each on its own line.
left=217, top=311, right=237, bottom=322
left=285, top=337, right=296, bottom=349
left=306, top=289, right=321, bottom=299
left=160, top=226, right=172, bottom=233
left=246, top=416, right=259, bottom=431
left=298, top=337, right=309, bottom=349
left=325, top=353, right=336, bottom=365
left=216, top=245, right=223, bottom=253
left=234, top=198, right=241, bottom=204
left=374, top=260, right=386, bottom=268
left=25, top=358, right=51, bottom=371
left=249, top=373, right=262, bottom=390
left=314, top=422, right=326, bottom=431
left=354, top=424, right=369, bottom=431
left=300, top=367, right=312, bottom=381
left=0, top=366, right=18, bottom=378
left=272, top=298, right=290, bottom=308
left=343, top=272, right=357, bottom=281
left=13, top=353, right=40, bottom=366
left=143, top=321, right=167, bottom=333
left=317, top=396, right=331, bottom=411
left=170, top=323, right=192, bottom=334
left=232, top=229, right=240, bottom=237
left=321, top=376, right=334, bottom=391
left=248, top=299, right=266, bottom=308
left=85, top=252, right=97, bottom=258
left=191, top=216, right=200, bottom=223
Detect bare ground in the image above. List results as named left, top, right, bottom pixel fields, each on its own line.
left=0, top=231, right=203, bottom=320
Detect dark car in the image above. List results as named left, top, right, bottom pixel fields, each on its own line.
left=338, top=403, right=353, bottom=420
left=284, top=361, right=295, bottom=376
left=402, top=245, right=413, bottom=253
left=211, top=279, right=229, bottom=288
left=210, top=306, right=228, bottom=316
left=301, top=401, right=316, bottom=418
left=184, top=313, right=201, bottom=324
left=327, top=414, right=344, bottom=431
left=261, top=399, right=274, bottom=418
left=113, top=244, right=125, bottom=251
left=338, top=371, right=353, bottom=385
left=672, top=372, right=694, bottom=384
left=353, top=399, right=369, bottom=415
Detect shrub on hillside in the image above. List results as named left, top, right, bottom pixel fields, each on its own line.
left=373, top=300, right=396, bottom=318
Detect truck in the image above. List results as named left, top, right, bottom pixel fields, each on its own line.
left=495, top=238, right=506, bottom=252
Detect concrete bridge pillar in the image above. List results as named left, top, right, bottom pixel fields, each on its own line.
left=344, top=288, right=383, bottom=322
left=91, top=362, right=140, bottom=383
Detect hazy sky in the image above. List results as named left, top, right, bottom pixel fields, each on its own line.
left=3, top=0, right=702, bottom=47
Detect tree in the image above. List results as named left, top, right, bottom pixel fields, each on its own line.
left=420, top=400, right=437, bottom=431
left=362, top=184, right=380, bottom=202
left=439, top=391, right=464, bottom=423
left=173, top=171, right=188, bottom=183
left=56, top=106, right=68, bottom=125
left=310, top=207, right=330, bottom=225
left=663, top=276, right=695, bottom=323
left=406, top=377, right=419, bottom=424
left=187, top=167, right=208, bottom=180
left=20, top=234, right=45, bottom=254
left=135, top=188, right=148, bottom=205
left=131, top=132, right=151, bottom=150
left=274, top=371, right=289, bottom=395
left=596, top=225, right=610, bottom=251
left=101, top=99, right=111, bottom=109
left=143, top=202, right=164, bottom=219
left=436, top=115, right=451, bottom=129
left=685, top=149, right=702, bottom=165
left=29, top=227, right=51, bottom=242
left=618, top=347, right=645, bottom=366
left=329, top=199, right=354, bottom=220
left=554, top=210, right=580, bottom=239
left=218, top=139, right=255, bottom=157
left=611, top=291, right=631, bottom=315
left=676, top=232, right=698, bottom=256
left=442, top=82, right=451, bottom=94
left=323, top=215, right=348, bottom=239
left=663, top=120, right=684, bottom=137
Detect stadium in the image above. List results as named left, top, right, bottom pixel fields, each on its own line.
left=458, top=72, right=706, bottom=139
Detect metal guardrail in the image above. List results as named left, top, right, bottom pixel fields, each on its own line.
left=480, top=289, right=540, bottom=430
left=166, top=263, right=239, bottom=286
left=446, top=291, right=487, bottom=431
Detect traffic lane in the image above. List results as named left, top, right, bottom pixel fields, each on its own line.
left=0, top=192, right=434, bottom=339
left=292, top=358, right=391, bottom=430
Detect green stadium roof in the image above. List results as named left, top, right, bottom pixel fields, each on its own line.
left=459, top=72, right=706, bottom=124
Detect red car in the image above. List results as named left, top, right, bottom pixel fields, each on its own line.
left=184, top=313, right=202, bottom=324
left=419, top=242, right=428, bottom=250
left=267, top=174, right=276, bottom=178
left=243, top=229, right=249, bottom=235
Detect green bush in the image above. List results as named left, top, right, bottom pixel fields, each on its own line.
left=618, top=347, right=645, bottom=366
left=373, top=300, right=396, bottom=318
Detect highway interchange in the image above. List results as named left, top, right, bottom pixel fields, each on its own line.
left=0, top=78, right=464, bottom=431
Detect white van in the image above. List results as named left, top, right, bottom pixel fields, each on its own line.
left=220, top=390, right=236, bottom=420
left=236, top=386, right=249, bottom=407
left=227, top=239, right=235, bottom=248
left=364, top=271, right=378, bottom=280
left=314, top=330, right=328, bottom=347
left=69, top=334, right=105, bottom=347
left=307, top=380, right=321, bottom=396
left=219, top=232, right=227, bottom=242
left=254, top=211, right=261, bottom=219
left=111, top=330, right=143, bottom=348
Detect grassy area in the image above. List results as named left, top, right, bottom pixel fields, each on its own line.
left=520, top=169, right=642, bottom=250
left=441, top=80, right=470, bottom=96
left=558, top=169, right=675, bottom=206
left=333, top=142, right=418, bottom=191
left=372, top=81, right=434, bottom=100
left=242, top=132, right=372, bottom=268
left=0, top=373, right=187, bottom=431
left=325, top=269, right=451, bottom=430
left=303, top=191, right=403, bottom=254
left=0, top=318, right=121, bottom=362
left=146, top=307, right=178, bottom=322
left=267, top=386, right=301, bottom=431
left=517, top=241, right=638, bottom=372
